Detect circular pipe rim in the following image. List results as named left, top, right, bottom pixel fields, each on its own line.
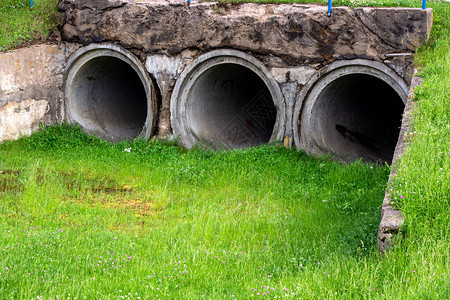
left=64, top=43, right=156, bottom=140
left=170, top=49, right=286, bottom=149
left=292, top=59, right=409, bottom=159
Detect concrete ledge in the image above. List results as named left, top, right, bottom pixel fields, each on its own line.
left=377, top=74, right=422, bottom=253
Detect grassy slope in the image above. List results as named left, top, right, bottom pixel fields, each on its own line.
left=0, top=0, right=59, bottom=51
left=391, top=1, right=449, bottom=234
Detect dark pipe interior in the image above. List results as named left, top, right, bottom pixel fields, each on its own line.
left=310, top=74, right=404, bottom=163
left=187, top=63, right=276, bottom=148
left=70, top=56, right=147, bottom=140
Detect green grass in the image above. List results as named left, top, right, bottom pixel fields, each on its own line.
left=387, top=0, right=449, bottom=269
left=0, top=125, right=389, bottom=298
left=0, top=0, right=59, bottom=51
left=0, top=125, right=448, bottom=299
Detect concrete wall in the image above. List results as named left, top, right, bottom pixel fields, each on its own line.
left=0, top=44, right=80, bottom=141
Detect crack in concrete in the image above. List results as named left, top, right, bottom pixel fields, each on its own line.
left=354, top=9, right=400, bottom=51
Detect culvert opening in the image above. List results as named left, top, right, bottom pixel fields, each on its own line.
left=308, top=73, right=405, bottom=163
left=186, top=63, right=277, bottom=149
left=67, top=55, right=148, bottom=140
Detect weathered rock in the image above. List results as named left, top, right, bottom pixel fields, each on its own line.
left=0, top=43, right=80, bottom=142
left=145, top=50, right=198, bottom=136
left=58, top=0, right=432, bottom=65
left=354, top=7, right=433, bottom=51
left=0, top=100, right=50, bottom=141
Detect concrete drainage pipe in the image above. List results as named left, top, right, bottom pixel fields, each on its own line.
left=64, top=44, right=156, bottom=141
left=171, top=50, right=285, bottom=149
left=294, top=60, right=408, bottom=163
